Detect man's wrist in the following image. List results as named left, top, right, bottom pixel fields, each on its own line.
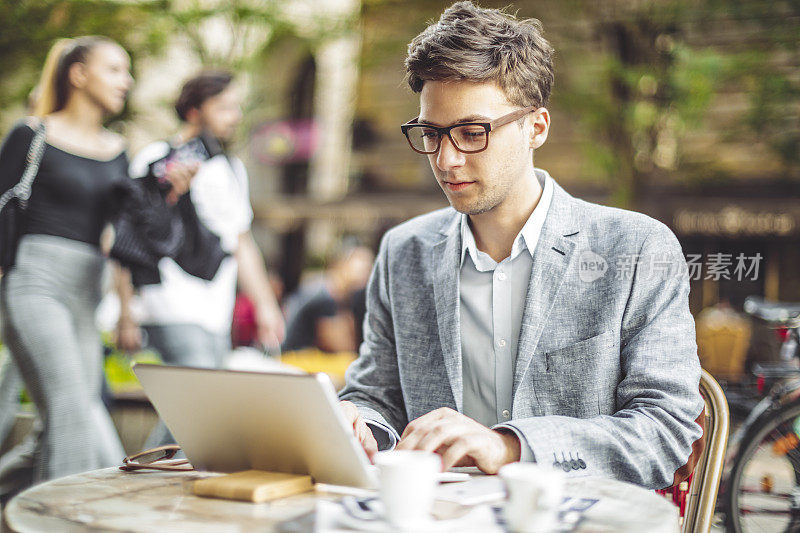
left=495, top=428, right=522, bottom=464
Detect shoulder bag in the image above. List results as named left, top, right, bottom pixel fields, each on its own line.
left=0, top=121, right=47, bottom=272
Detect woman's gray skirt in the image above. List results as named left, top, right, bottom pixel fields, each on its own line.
left=0, top=234, right=123, bottom=483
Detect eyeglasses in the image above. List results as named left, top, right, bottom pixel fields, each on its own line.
left=401, top=106, right=538, bottom=155
left=120, top=445, right=193, bottom=472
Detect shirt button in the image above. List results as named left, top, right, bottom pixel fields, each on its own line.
left=502, top=410, right=510, bottom=419
left=498, top=339, right=506, bottom=347
left=497, top=272, right=507, bottom=281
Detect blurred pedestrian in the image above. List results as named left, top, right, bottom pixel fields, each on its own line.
left=118, top=71, right=285, bottom=447
left=0, top=36, right=135, bottom=489
left=0, top=86, right=50, bottom=467
left=282, top=245, right=374, bottom=353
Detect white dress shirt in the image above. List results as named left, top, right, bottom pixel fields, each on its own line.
left=459, top=171, right=554, bottom=460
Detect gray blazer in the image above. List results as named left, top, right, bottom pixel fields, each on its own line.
left=340, top=175, right=704, bottom=490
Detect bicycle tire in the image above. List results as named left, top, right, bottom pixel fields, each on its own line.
left=725, top=400, right=800, bottom=533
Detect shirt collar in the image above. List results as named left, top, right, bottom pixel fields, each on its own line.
left=460, top=170, right=554, bottom=268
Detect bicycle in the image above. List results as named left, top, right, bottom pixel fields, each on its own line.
left=722, top=296, right=800, bottom=533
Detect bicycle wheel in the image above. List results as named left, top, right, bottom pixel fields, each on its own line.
left=726, top=401, right=800, bottom=533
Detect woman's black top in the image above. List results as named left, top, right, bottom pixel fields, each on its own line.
left=0, top=120, right=227, bottom=285
left=0, top=121, right=129, bottom=247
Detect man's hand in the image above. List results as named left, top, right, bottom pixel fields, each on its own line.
left=256, top=302, right=285, bottom=350
left=235, top=231, right=285, bottom=352
left=115, top=316, right=142, bottom=353
left=164, top=161, right=200, bottom=205
left=396, top=407, right=520, bottom=474
left=340, top=400, right=378, bottom=460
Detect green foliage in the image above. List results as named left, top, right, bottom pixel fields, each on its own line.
left=0, top=0, right=356, bottom=131
left=728, top=52, right=800, bottom=169
left=152, top=0, right=356, bottom=70
left=670, top=43, right=723, bottom=126
left=0, top=0, right=171, bottom=114
left=554, top=0, right=799, bottom=206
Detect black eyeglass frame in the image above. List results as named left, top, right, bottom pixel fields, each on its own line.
left=400, top=105, right=539, bottom=154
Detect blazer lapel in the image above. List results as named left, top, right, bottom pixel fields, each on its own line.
left=513, top=182, right=580, bottom=397
left=431, top=215, right=463, bottom=412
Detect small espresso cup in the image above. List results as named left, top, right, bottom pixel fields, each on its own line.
left=373, top=450, right=441, bottom=529
left=499, top=462, right=565, bottom=533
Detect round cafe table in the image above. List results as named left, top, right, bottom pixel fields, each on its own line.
left=4, top=467, right=680, bottom=532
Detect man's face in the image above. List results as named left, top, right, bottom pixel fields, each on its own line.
left=419, top=80, right=535, bottom=216
left=197, top=86, right=243, bottom=142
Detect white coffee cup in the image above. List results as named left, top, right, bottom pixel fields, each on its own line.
left=499, top=462, right=565, bottom=533
left=373, top=450, right=441, bottom=529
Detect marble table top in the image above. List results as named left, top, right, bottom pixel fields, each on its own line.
left=5, top=467, right=679, bottom=532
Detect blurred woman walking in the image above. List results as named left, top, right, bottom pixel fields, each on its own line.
left=0, top=36, right=134, bottom=487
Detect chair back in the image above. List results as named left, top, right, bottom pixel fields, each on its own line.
left=682, top=369, right=729, bottom=533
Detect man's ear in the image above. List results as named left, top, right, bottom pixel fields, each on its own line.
left=185, top=107, right=201, bottom=126
left=529, top=107, right=550, bottom=150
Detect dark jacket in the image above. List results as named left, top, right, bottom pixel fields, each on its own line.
left=110, top=175, right=227, bottom=286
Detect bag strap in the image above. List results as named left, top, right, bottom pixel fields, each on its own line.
left=14, top=121, right=48, bottom=206
left=0, top=121, right=47, bottom=212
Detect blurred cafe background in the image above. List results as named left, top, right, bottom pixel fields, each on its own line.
left=0, top=0, right=800, bottom=304
left=0, top=0, right=798, bottom=468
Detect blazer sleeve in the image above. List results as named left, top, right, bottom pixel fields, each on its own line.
left=495, top=223, right=705, bottom=490
left=338, top=231, right=406, bottom=449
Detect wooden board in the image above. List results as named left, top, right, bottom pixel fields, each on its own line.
left=193, top=470, right=313, bottom=503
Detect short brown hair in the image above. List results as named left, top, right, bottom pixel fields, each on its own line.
left=175, top=71, right=234, bottom=121
left=405, top=1, right=554, bottom=108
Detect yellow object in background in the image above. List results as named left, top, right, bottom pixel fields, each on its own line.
left=279, top=349, right=357, bottom=390
left=695, top=304, right=752, bottom=379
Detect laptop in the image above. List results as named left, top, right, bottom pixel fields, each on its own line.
left=133, top=364, right=377, bottom=488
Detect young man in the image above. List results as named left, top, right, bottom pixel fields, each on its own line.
left=118, top=72, right=284, bottom=443
left=338, top=1, right=704, bottom=490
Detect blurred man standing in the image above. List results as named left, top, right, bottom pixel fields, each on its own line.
left=119, top=72, right=284, bottom=444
